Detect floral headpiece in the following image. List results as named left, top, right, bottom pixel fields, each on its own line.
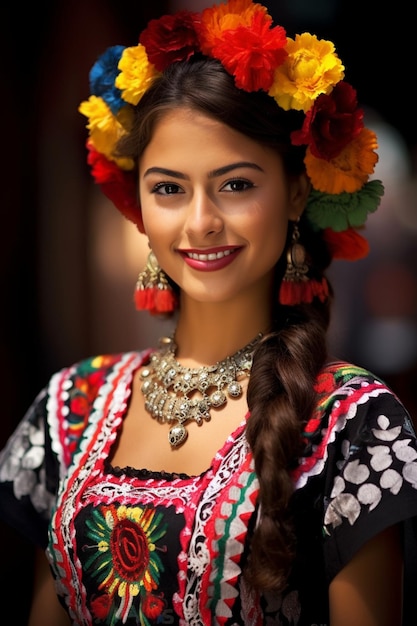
left=79, top=0, right=384, bottom=264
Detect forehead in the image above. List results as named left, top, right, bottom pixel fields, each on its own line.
left=141, top=107, right=280, bottom=168
left=149, top=107, right=237, bottom=144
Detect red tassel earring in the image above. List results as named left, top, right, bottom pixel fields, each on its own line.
left=279, top=221, right=329, bottom=306
left=134, top=250, right=177, bottom=315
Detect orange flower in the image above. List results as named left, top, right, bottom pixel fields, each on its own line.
left=305, top=128, right=379, bottom=194
left=199, top=0, right=265, bottom=55
left=209, top=12, right=287, bottom=91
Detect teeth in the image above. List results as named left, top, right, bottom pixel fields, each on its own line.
left=188, top=249, right=232, bottom=261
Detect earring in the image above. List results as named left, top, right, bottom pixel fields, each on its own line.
left=278, top=221, right=329, bottom=305
left=134, top=250, right=177, bottom=315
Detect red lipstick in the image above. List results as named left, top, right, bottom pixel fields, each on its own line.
left=180, top=246, right=241, bottom=271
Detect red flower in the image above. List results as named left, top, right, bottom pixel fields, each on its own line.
left=303, top=418, right=322, bottom=433
left=70, top=371, right=106, bottom=414
left=110, top=518, right=150, bottom=581
left=84, top=369, right=108, bottom=389
left=291, top=81, right=364, bottom=160
left=70, top=395, right=90, bottom=416
left=142, top=594, right=166, bottom=619
left=314, top=370, right=337, bottom=395
left=86, top=143, right=143, bottom=230
left=86, top=141, right=128, bottom=185
left=323, top=227, right=369, bottom=260
left=211, top=12, right=287, bottom=91
left=90, top=593, right=112, bottom=619
left=140, top=11, right=200, bottom=72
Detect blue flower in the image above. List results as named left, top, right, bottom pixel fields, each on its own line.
left=89, top=45, right=126, bottom=114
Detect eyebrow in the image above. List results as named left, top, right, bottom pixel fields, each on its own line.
left=143, top=161, right=264, bottom=179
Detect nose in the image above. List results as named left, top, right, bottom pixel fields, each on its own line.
left=184, top=190, right=224, bottom=238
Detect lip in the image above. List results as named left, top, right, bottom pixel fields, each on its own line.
left=179, top=246, right=242, bottom=271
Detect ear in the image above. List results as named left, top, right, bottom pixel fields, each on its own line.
left=288, top=172, right=311, bottom=221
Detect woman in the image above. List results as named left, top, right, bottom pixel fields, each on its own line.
left=1, top=2, right=416, bottom=625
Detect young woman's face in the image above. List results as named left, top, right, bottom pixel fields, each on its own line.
left=139, top=108, right=308, bottom=307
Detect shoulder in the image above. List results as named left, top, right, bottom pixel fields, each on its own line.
left=316, top=360, right=389, bottom=395
left=313, top=360, right=409, bottom=424
left=51, top=350, right=148, bottom=386
left=48, top=350, right=151, bottom=402
left=293, top=360, right=416, bottom=485
left=0, top=350, right=151, bottom=544
left=46, top=350, right=151, bottom=467
left=292, top=363, right=417, bottom=566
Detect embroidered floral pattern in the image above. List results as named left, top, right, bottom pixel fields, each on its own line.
left=85, top=503, right=168, bottom=625
left=1, top=355, right=417, bottom=625
left=59, top=354, right=124, bottom=466
left=0, top=409, right=54, bottom=514
left=324, top=412, right=417, bottom=529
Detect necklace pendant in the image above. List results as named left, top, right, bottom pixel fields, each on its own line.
left=210, top=390, right=226, bottom=407
left=227, top=381, right=243, bottom=398
left=169, top=423, right=188, bottom=448
left=195, top=398, right=211, bottom=423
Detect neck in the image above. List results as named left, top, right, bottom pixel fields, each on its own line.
left=173, top=297, right=271, bottom=366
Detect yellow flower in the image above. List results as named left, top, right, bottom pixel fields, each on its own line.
left=269, top=33, right=344, bottom=112
left=305, top=128, right=379, bottom=194
left=78, top=96, right=134, bottom=170
left=115, top=44, right=160, bottom=106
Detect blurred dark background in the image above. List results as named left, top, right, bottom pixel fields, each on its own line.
left=1, top=1, right=416, bottom=622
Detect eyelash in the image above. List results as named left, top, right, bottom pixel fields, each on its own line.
left=152, top=182, right=182, bottom=195
left=222, top=179, right=254, bottom=192
left=151, top=179, right=254, bottom=195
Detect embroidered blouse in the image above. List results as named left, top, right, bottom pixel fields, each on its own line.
left=1, top=351, right=417, bottom=626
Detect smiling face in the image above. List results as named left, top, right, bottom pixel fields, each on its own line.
left=139, top=107, right=309, bottom=309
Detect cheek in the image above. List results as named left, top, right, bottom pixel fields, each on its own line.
left=253, top=207, right=289, bottom=248
left=141, top=212, right=176, bottom=270
left=141, top=205, right=168, bottom=241
left=262, top=229, right=288, bottom=267
left=252, top=217, right=289, bottom=272
left=138, top=182, right=163, bottom=235
left=140, top=211, right=153, bottom=238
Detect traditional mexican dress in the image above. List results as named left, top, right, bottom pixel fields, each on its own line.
left=1, top=350, right=417, bottom=625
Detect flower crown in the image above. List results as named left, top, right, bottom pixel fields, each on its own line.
left=79, top=0, right=384, bottom=262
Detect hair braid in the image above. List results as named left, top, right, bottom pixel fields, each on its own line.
left=245, top=303, right=329, bottom=592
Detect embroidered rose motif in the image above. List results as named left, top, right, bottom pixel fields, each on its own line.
left=84, top=503, right=168, bottom=625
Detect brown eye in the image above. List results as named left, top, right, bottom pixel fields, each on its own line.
left=221, top=179, right=254, bottom=192
left=153, top=182, right=183, bottom=195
